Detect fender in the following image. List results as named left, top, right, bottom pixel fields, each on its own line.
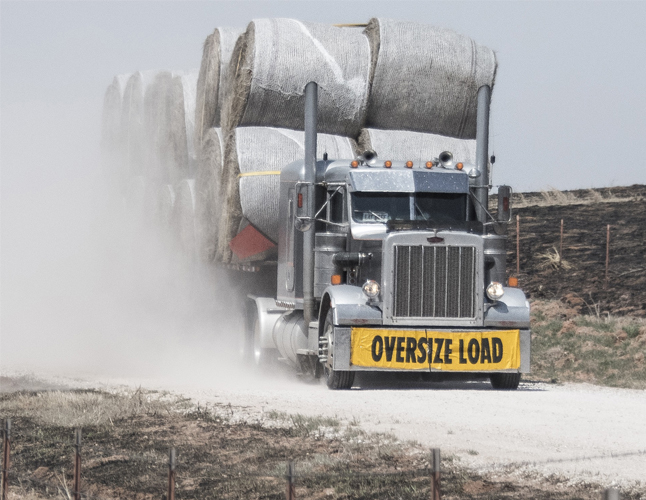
left=247, top=295, right=289, bottom=350
left=321, top=285, right=383, bottom=326
left=484, top=287, right=531, bottom=328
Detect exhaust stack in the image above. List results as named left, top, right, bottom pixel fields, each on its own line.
left=475, top=85, right=491, bottom=224
left=303, top=82, right=318, bottom=326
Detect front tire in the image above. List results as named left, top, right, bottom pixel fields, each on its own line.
left=490, top=372, right=521, bottom=390
left=323, top=308, right=355, bottom=390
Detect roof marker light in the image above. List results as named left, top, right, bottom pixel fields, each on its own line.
left=425, top=161, right=433, bottom=169
left=351, top=160, right=359, bottom=168
left=384, top=161, right=392, bottom=168
left=456, top=162, right=464, bottom=170
left=406, top=161, right=414, bottom=168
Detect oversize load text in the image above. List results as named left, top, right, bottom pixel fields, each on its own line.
left=350, top=328, right=520, bottom=371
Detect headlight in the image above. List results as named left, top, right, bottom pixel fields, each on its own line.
left=486, top=282, right=504, bottom=301
left=362, top=280, right=380, bottom=299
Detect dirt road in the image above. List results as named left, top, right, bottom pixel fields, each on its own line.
left=46, top=370, right=645, bottom=489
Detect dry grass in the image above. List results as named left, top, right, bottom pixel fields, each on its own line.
left=530, top=300, right=646, bottom=388
left=509, top=187, right=638, bottom=209
left=536, top=247, right=572, bottom=270
left=0, top=387, right=189, bottom=428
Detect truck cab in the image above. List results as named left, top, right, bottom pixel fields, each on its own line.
left=245, top=83, right=530, bottom=390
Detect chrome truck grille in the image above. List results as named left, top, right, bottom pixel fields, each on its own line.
left=393, top=245, right=476, bottom=319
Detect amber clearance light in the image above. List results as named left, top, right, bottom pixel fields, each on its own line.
left=425, top=161, right=434, bottom=169
left=406, top=161, right=414, bottom=168
left=351, top=160, right=359, bottom=168
left=384, top=161, right=392, bottom=168
left=456, top=162, right=464, bottom=170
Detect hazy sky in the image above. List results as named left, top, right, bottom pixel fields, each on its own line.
left=2, top=1, right=646, bottom=194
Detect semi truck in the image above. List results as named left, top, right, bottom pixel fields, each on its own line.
left=242, top=82, right=530, bottom=390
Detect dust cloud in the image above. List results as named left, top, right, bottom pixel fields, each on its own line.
left=0, top=101, right=261, bottom=388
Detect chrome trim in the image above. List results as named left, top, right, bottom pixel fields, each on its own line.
left=383, top=232, right=484, bottom=327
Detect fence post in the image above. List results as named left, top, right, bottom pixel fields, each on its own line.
left=560, top=219, right=564, bottom=262
left=430, top=448, right=440, bottom=500
left=603, top=488, right=620, bottom=500
left=516, top=215, right=520, bottom=276
left=605, top=224, right=610, bottom=284
left=286, top=461, right=295, bottom=500
left=168, top=448, right=176, bottom=500
left=2, top=419, right=10, bottom=500
left=73, top=429, right=81, bottom=500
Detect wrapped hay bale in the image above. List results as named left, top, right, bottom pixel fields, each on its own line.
left=101, top=74, right=130, bottom=188
left=121, top=71, right=158, bottom=178
left=195, top=127, right=224, bottom=263
left=167, top=72, right=198, bottom=183
left=223, top=19, right=371, bottom=137
left=194, top=27, right=243, bottom=152
left=364, top=18, right=497, bottom=138
left=157, top=184, right=176, bottom=233
left=144, top=71, right=174, bottom=184
left=172, top=179, right=197, bottom=258
left=358, top=129, right=476, bottom=165
left=217, top=127, right=356, bottom=262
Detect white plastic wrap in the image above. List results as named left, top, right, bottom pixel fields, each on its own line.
left=364, top=18, right=497, bottom=138
left=218, top=127, right=356, bottom=262
left=223, top=19, right=371, bottom=137
left=358, top=129, right=477, bottom=166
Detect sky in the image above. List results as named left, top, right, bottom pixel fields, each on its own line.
left=2, top=1, right=646, bottom=194
left=1, top=1, right=645, bottom=375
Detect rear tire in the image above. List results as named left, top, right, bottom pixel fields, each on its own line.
left=490, top=372, right=521, bottom=390
left=323, top=309, right=355, bottom=390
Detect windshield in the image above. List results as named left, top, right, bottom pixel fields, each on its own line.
left=352, top=192, right=467, bottom=224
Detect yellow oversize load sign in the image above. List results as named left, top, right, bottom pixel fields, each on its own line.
left=351, top=328, right=520, bottom=371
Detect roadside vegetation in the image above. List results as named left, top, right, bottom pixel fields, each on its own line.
left=1, top=381, right=640, bottom=499
left=529, top=300, right=646, bottom=389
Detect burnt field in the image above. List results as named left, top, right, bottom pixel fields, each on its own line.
left=505, top=184, right=646, bottom=317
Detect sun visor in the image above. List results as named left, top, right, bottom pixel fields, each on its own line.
left=348, top=169, right=469, bottom=193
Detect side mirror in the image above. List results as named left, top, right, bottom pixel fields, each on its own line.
left=497, top=185, right=512, bottom=223
left=492, top=185, right=511, bottom=235
left=294, top=217, right=312, bottom=232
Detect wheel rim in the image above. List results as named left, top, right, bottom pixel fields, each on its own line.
left=323, top=322, right=334, bottom=371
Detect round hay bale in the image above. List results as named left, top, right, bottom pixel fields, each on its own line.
left=194, top=27, right=244, bottom=152
left=172, top=179, right=197, bottom=258
left=195, top=127, right=224, bottom=263
left=144, top=71, right=174, bottom=184
left=121, top=71, right=157, bottom=178
left=157, top=184, right=175, bottom=233
left=101, top=74, right=130, bottom=190
left=357, top=129, right=476, bottom=166
left=364, top=18, right=497, bottom=138
left=167, top=72, right=198, bottom=183
left=223, top=19, right=371, bottom=137
left=217, top=127, right=356, bottom=263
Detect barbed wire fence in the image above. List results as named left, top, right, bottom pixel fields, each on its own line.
left=1, top=418, right=633, bottom=500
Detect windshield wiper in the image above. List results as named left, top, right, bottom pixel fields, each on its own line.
left=414, top=202, right=429, bottom=221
